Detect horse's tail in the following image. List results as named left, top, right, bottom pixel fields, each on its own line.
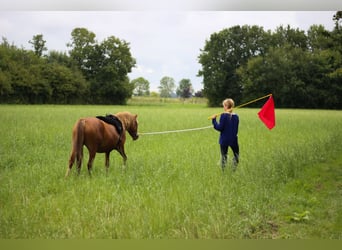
left=74, top=119, right=85, bottom=161
left=66, top=119, right=85, bottom=177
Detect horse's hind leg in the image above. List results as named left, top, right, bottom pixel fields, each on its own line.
left=87, top=150, right=96, bottom=176
left=105, top=152, right=110, bottom=175
left=65, top=149, right=83, bottom=177
left=65, top=152, right=76, bottom=178
left=76, top=150, right=83, bottom=175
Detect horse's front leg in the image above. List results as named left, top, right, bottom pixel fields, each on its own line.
left=105, top=152, right=110, bottom=175
left=117, top=145, right=127, bottom=169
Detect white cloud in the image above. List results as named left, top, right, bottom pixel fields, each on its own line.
left=132, top=64, right=155, bottom=76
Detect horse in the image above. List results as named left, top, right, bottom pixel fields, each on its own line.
left=65, top=112, right=139, bottom=177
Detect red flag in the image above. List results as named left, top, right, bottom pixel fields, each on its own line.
left=258, top=95, right=275, bottom=130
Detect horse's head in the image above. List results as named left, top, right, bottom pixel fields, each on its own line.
left=116, top=112, right=139, bottom=141
left=128, top=114, right=139, bottom=141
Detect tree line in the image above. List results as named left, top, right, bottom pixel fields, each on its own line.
left=0, top=27, right=196, bottom=104
left=0, top=28, right=135, bottom=104
left=198, top=12, right=342, bottom=108
left=1, top=12, right=341, bottom=108
left=131, top=76, right=198, bottom=98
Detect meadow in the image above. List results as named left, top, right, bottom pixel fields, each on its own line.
left=0, top=103, right=341, bottom=239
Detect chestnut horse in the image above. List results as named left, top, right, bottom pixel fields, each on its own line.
left=65, top=112, right=139, bottom=177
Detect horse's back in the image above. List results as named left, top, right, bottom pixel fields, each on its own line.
left=82, top=117, right=119, bottom=153
left=83, top=117, right=103, bottom=134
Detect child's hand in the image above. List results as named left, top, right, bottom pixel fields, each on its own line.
left=211, top=114, right=217, bottom=120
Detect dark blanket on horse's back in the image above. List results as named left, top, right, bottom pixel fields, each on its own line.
left=96, top=114, right=123, bottom=135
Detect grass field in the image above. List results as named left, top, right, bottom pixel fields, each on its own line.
left=0, top=103, right=341, bottom=239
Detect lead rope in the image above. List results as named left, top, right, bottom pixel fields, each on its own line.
left=139, top=125, right=212, bottom=136
left=140, top=94, right=272, bottom=136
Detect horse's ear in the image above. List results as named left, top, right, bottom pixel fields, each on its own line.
left=135, top=114, right=138, bottom=118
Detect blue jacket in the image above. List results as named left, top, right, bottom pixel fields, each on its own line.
left=212, top=113, right=239, bottom=146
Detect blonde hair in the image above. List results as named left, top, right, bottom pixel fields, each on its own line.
left=222, top=98, right=235, bottom=112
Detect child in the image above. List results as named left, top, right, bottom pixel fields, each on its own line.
left=211, top=98, right=239, bottom=171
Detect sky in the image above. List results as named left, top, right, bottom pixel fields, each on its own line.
left=0, top=11, right=338, bottom=92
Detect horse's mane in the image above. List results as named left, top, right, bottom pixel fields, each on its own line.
left=96, top=114, right=123, bottom=134
left=115, top=112, right=137, bottom=129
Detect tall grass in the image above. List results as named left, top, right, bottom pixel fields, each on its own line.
left=0, top=105, right=341, bottom=238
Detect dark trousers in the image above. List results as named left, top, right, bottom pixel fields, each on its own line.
left=220, top=143, right=239, bottom=168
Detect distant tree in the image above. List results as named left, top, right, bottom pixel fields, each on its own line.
left=332, top=11, right=342, bottom=55
left=67, top=27, right=96, bottom=79
left=198, top=25, right=270, bottom=106
left=194, top=90, right=204, bottom=98
left=47, top=50, right=77, bottom=69
left=0, top=39, right=13, bottom=99
left=0, top=44, right=50, bottom=103
left=238, top=44, right=342, bottom=109
left=307, top=25, right=333, bottom=52
left=238, top=46, right=309, bottom=108
left=45, top=63, right=89, bottom=104
left=0, top=70, right=12, bottom=98
left=176, top=78, right=193, bottom=98
left=131, top=77, right=150, bottom=96
left=89, top=36, right=136, bottom=104
left=158, top=76, right=175, bottom=98
left=329, top=11, right=342, bottom=108
left=67, top=28, right=136, bottom=104
left=29, top=34, right=47, bottom=57
left=150, top=91, right=159, bottom=97
left=0, top=37, right=90, bottom=104
left=333, top=11, right=342, bottom=29
left=271, top=25, right=308, bottom=49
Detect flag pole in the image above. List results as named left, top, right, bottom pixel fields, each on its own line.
left=208, top=94, right=272, bottom=120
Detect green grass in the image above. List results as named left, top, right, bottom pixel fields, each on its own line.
left=0, top=104, right=341, bottom=238
left=275, top=154, right=342, bottom=239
